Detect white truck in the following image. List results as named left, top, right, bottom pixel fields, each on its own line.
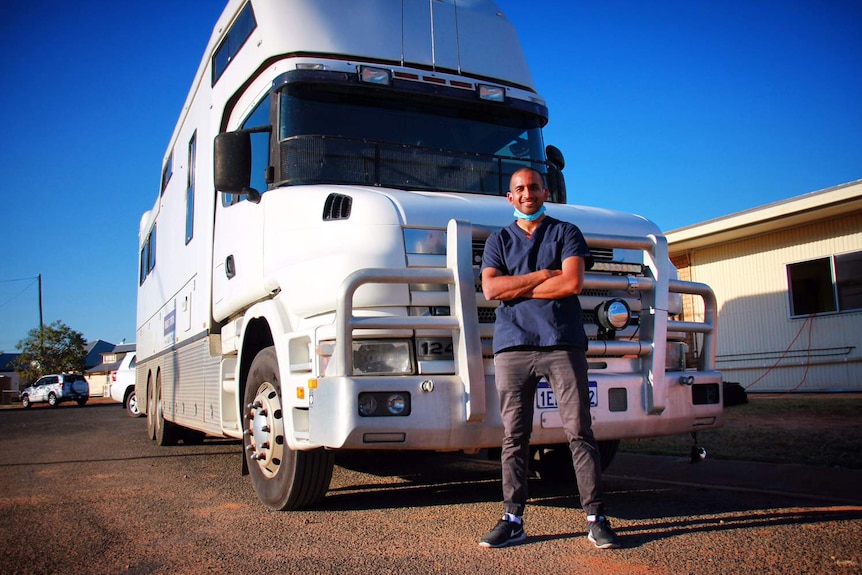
left=136, top=0, right=722, bottom=511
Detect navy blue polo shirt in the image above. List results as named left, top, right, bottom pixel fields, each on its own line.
left=481, top=216, right=590, bottom=353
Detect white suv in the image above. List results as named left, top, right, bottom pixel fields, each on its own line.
left=20, top=374, right=89, bottom=408
left=110, top=353, right=140, bottom=417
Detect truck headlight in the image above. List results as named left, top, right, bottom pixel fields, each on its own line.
left=403, top=228, right=446, bottom=254
left=353, top=340, right=414, bottom=375
left=595, top=298, right=631, bottom=331
left=358, top=392, right=411, bottom=417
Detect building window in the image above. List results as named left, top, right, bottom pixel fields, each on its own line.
left=212, top=2, right=257, bottom=85
left=185, top=132, right=196, bottom=244
left=787, top=250, right=862, bottom=316
left=836, top=251, right=862, bottom=311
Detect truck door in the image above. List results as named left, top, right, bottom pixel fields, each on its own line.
left=212, top=95, right=271, bottom=322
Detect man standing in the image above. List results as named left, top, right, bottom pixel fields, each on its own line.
left=478, top=167, right=620, bottom=549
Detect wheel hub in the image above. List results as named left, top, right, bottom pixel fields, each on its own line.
left=245, top=383, right=285, bottom=478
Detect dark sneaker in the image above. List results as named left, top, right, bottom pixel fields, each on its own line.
left=587, top=516, right=621, bottom=549
left=479, top=518, right=526, bottom=548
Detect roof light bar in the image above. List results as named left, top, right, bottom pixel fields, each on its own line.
left=591, top=261, right=644, bottom=274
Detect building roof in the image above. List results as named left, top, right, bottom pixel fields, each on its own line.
left=86, top=343, right=136, bottom=374
left=666, top=179, right=862, bottom=253
left=112, top=343, right=136, bottom=354
left=0, top=353, right=21, bottom=372
left=85, top=340, right=115, bottom=370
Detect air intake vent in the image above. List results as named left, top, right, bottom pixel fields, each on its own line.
left=590, top=247, right=614, bottom=262
left=323, top=193, right=352, bottom=220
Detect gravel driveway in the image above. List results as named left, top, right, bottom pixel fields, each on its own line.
left=1, top=400, right=860, bottom=575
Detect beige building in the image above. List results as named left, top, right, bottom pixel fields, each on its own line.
left=667, top=179, right=862, bottom=392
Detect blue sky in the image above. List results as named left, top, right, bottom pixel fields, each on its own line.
left=1, top=0, right=860, bottom=351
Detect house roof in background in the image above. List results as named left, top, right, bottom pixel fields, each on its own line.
left=0, top=353, right=21, bottom=372
left=666, top=179, right=862, bottom=253
left=85, top=340, right=115, bottom=370
left=112, top=343, right=136, bottom=354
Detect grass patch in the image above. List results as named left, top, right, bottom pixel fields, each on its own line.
left=618, top=395, right=862, bottom=470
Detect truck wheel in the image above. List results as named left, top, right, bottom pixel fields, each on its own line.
left=76, top=398, right=87, bottom=406
left=48, top=393, right=59, bottom=407
left=244, top=346, right=334, bottom=510
left=126, top=390, right=142, bottom=417
left=146, top=376, right=156, bottom=439
left=598, top=439, right=620, bottom=471
left=21, top=395, right=31, bottom=409
left=154, top=374, right=179, bottom=446
left=532, top=439, right=620, bottom=481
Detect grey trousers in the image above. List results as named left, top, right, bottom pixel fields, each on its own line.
left=494, top=348, right=604, bottom=517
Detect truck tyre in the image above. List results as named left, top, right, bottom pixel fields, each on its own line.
left=21, top=395, right=31, bottom=409
left=598, top=439, right=620, bottom=471
left=146, top=376, right=156, bottom=440
left=76, top=398, right=87, bottom=406
left=243, top=346, right=334, bottom=510
left=48, top=392, right=59, bottom=407
left=532, top=439, right=620, bottom=481
left=154, top=374, right=179, bottom=446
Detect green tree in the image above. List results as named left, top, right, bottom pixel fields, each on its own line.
left=12, top=320, right=87, bottom=386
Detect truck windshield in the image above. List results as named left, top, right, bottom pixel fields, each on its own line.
left=277, top=81, right=547, bottom=196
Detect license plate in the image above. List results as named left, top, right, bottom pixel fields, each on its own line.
left=415, top=338, right=454, bottom=361
left=536, top=380, right=598, bottom=408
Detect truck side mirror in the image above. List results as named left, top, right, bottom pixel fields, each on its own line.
left=214, top=131, right=252, bottom=194
left=545, top=145, right=567, bottom=204
left=546, top=145, right=565, bottom=170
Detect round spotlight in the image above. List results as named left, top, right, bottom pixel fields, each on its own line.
left=358, top=394, right=378, bottom=416
left=595, top=298, right=631, bottom=331
left=387, top=394, right=407, bottom=415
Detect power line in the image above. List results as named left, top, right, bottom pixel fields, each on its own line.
left=0, top=277, right=39, bottom=310
left=0, top=276, right=40, bottom=284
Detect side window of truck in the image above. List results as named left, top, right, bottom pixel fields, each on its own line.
left=212, top=2, right=257, bottom=86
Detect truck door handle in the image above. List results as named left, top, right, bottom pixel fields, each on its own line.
left=225, top=255, right=236, bottom=279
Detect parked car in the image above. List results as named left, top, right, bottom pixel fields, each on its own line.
left=20, top=374, right=89, bottom=408
left=110, top=353, right=140, bottom=417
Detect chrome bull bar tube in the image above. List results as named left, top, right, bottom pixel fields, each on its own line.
left=335, top=219, right=486, bottom=422
left=334, top=221, right=718, bottom=424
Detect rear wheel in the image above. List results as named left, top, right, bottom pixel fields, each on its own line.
left=76, top=398, right=87, bottom=406
left=21, top=395, right=31, bottom=409
left=532, top=439, right=620, bottom=481
left=598, top=439, right=620, bottom=471
left=146, top=376, right=156, bottom=439
left=243, top=346, right=334, bottom=510
left=48, top=393, right=59, bottom=407
left=153, top=374, right=179, bottom=446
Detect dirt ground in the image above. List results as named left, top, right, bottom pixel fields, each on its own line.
left=619, top=392, right=862, bottom=469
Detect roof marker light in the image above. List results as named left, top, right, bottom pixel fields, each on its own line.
left=478, top=84, right=505, bottom=102
left=359, top=66, right=392, bottom=86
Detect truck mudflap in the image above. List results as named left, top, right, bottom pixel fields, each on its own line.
left=308, top=219, right=721, bottom=450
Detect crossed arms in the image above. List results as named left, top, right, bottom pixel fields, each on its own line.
left=481, top=256, right=585, bottom=302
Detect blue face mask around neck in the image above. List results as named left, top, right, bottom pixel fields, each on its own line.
left=513, top=205, right=546, bottom=221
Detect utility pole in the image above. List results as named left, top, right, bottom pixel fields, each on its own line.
left=38, top=273, right=44, bottom=356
